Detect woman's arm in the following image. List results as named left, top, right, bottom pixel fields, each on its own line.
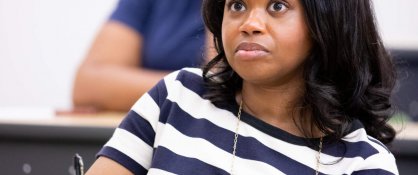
left=86, top=156, right=133, bottom=175
left=72, top=21, right=168, bottom=112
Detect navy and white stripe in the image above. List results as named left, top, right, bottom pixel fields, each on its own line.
left=97, top=68, right=398, bottom=175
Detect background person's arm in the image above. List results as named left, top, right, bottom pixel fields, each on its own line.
left=72, top=21, right=168, bottom=112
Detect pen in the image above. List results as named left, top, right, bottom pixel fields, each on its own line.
left=74, top=153, right=84, bottom=175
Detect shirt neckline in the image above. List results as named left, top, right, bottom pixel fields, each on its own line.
left=223, top=100, right=364, bottom=147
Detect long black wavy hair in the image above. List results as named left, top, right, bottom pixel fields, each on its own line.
left=202, top=0, right=397, bottom=144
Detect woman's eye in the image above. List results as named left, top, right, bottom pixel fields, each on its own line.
left=268, top=2, right=288, bottom=12
left=230, top=2, right=246, bottom=12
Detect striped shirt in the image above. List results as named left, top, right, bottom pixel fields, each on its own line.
left=98, top=68, right=399, bottom=175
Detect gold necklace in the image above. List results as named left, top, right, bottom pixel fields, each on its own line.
left=230, top=100, right=323, bottom=175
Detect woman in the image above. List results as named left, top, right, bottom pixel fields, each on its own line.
left=86, top=0, right=399, bottom=174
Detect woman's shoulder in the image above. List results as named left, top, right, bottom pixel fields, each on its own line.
left=164, top=68, right=204, bottom=84
left=338, top=120, right=398, bottom=174
left=341, top=120, right=392, bottom=155
left=161, top=67, right=207, bottom=96
left=175, top=67, right=204, bottom=80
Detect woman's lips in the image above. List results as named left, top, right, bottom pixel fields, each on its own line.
left=235, top=42, right=269, bottom=59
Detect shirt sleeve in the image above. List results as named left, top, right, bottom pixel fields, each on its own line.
left=96, top=70, right=180, bottom=174
left=97, top=79, right=167, bottom=174
left=109, top=0, right=153, bottom=34
left=351, top=151, right=399, bottom=175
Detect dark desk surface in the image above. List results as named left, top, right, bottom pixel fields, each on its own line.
left=0, top=112, right=124, bottom=175
left=0, top=113, right=417, bottom=175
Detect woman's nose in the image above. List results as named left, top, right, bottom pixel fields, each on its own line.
left=239, top=9, right=267, bottom=36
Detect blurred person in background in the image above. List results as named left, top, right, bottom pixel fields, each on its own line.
left=73, top=0, right=210, bottom=112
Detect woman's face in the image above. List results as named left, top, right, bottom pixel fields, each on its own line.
left=222, top=0, right=312, bottom=86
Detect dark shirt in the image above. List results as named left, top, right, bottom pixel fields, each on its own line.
left=110, top=0, right=205, bottom=70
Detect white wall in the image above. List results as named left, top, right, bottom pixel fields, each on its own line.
left=0, top=0, right=417, bottom=111
left=0, top=0, right=117, bottom=110
left=373, top=0, right=418, bottom=49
